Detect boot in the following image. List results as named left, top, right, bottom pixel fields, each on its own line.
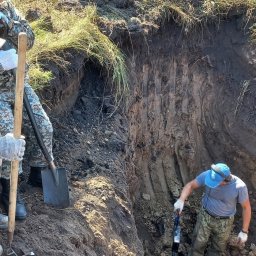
left=27, top=166, right=43, bottom=188
left=0, top=178, right=27, bottom=220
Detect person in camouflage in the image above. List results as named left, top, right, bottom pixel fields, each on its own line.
left=0, top=0, right=54, bottom=220
left=173, top=163, right=251, bottom=256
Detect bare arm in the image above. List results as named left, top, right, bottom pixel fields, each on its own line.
left=180, top=179, right=200, bottom=201
left=240, top=198, right=251, bottom=233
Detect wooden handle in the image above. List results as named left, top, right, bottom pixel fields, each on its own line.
left=8, top=32, right=27, bottom=245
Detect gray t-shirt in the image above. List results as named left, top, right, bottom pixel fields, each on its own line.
left=196, top=170, right=249, bottom=217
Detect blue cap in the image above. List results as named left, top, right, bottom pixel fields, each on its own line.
left=205, top=163, right=231, bottom=188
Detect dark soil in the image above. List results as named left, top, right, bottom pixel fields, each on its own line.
left=0, top=66, right=142, bottom=256
left=0, top=5, right=256, bottom=256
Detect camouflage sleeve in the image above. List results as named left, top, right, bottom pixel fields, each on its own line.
left=2, top=0, right=35, bottom=50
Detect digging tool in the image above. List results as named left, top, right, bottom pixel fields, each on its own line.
left=23, top=91, right=70, bottom=208
left=171, top=212, right=181, bottom=256
left=8, top=32, right=27, bottom=247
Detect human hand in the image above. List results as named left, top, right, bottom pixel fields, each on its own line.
left=0, top=133, right=26, bottom=161
left=174, top=199, right=184, bottom=214
left=0, top=49, right=18, bottom=70
left=237, top=231, right=248, bottom=244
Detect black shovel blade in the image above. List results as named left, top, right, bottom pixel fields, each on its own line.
left=41, top=167, right=70, bottom=208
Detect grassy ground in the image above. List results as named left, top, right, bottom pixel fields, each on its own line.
left=136, top=0, right=256, bottom=29
left=13, top=0, right=256, bottom=95
left=13, top=0, right=128, bottom=99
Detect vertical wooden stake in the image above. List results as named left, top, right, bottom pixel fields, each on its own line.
left=8, top=32, right=27, bottom=246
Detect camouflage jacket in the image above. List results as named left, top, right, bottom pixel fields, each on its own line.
left=0, top=0, right=34, bottom=90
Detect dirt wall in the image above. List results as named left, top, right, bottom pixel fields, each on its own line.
left=25, top=14, right=256, bottom=256
left=126, top=18, right=256, bottom=255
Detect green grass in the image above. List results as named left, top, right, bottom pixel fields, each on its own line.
left=136, top=0, right=256, bottom=24
left=29, top=64, right=53, bottom=90
left=135, top=0, right=256, bottom=40
left=12, top=0, right=256, bottom=92
left=13, top=1, right=128, bottom=99
left=250, top=23, right=256, bottom=43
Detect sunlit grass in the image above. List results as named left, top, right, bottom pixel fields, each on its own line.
left=141, top=0, right=256, bottom=26
left=202, top=0, right=256, bottom=16
left=13, top=1, right=128, bottom=99
left=12, top=0, right=256, bottom=92
left=29, top=63, right=53, bottom=90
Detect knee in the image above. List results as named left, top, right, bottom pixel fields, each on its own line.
left=213, top=240, right=227, bottom=252
left=192, top=239, right=208, bottom=255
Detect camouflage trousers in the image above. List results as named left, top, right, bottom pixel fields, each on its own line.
left=0, top=84, right=53, bottom=179
left=189, top=208, right=234, bottom=256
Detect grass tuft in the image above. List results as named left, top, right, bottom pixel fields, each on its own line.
left=13, top=1, right=128, bottom=100
left=29, top=63, right=53, bottom=90
left=13, top=0, right=256, bottom=95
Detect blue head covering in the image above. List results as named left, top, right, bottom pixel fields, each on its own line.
left=205, top=163, right=231, bottom=188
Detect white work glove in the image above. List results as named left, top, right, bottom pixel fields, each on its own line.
left=0, top=133, right=25, bottom=161
left=174, top=199, right=184, bottom=214
left=0, top=49, right=18, bottom=71
left=237, top=231, right=248, bottom=244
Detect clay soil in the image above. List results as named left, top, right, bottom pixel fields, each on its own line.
left=0, top=66, right=140, bottom=256
left=0, top=2, right=256, bottom=256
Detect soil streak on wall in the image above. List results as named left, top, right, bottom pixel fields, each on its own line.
left=22, top=15, right=256, bottom=256
left=126, top=18, right=256, bottom=255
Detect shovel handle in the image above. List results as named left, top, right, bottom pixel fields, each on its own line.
left=8, top=32, right=27, bottom=245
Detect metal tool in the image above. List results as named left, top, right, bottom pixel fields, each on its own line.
left=23, top=79, right=70, bottom=208
left=8, top=32, right=27, bottom=247
left=171, top=212, right=181, bottom=256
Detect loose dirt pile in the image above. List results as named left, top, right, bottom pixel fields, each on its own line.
left=0, top=66, right=142, bottom=256
left=1, top=2, right=256, bottom=255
